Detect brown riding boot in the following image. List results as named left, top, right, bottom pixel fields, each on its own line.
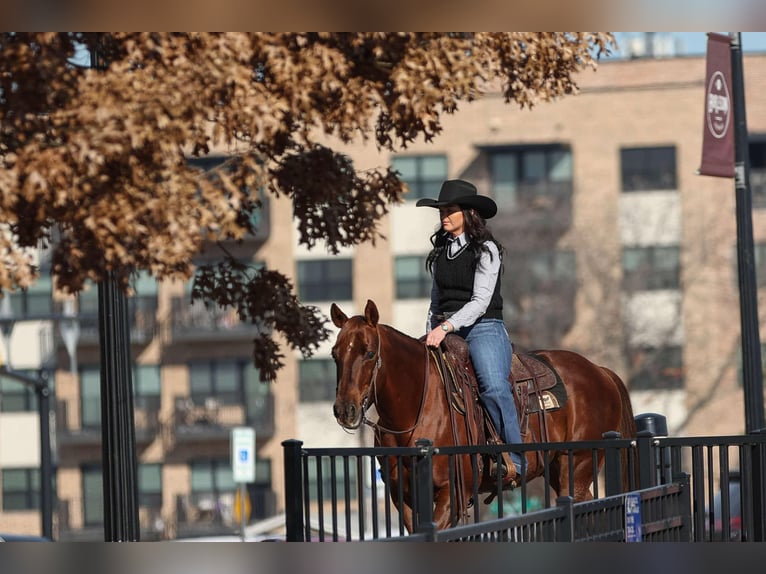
left=488, top=451, right=518, bottom=488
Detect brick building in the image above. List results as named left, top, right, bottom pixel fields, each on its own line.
left=1, top=51, right=765, bottom=539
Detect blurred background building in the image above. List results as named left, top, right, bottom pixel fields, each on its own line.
left=1, top=36, right=765, bottom=539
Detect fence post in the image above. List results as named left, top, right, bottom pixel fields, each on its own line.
left=555, top=496, right=574, bottom=542
left=636, top=431, right=656, bottom=489
left=283, top=439, right=305, bottom=542
left=602, top=431, right=622, bottom=496
left=414, top=438, right=435, bottom=536
left=635, top=413, right=668, bottom=488
left=674, top=472, right=693, bottom=542
left=750, top=428, right=766, bottom=542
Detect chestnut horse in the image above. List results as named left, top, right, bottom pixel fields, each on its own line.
left=330, top=300, right=636, bottom=532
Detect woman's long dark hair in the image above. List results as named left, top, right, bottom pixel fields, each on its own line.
left=425, top=207, right=504, bottom=274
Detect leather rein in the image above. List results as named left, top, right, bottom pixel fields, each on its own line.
left=361, top=326, right=431, bottom=436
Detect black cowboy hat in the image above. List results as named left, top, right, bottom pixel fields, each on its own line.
left=415, top=179, right=497, bottom=219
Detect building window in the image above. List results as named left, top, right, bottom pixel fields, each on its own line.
left=79, top=367, right=101, bottom=429
left=134, top=365, right=161, bottom=404
left=188, top=359, right=270, bottom=423
left=620, top=146, right=677, bottom=191
left=138, top=464, right=162, bottom=509
left=7, top=274, right=53, bottom=317
left=0, top=369, right=53, bottom=413
left=508, top=250, right=576, bottom=293
left=749, top=139, right=766, bottom=209
left=622, top=246, right=680, bottom=291
left=191, top=458, right=270, bottom=492
left=299, top=358, right=336, bottom=402
left=296, top=259, right=352, bottom=302
left=395, top=256, right=431, bottom=299
left=79, top=364, right=162, bottom=427
left=627, top=346, right=684, bottom=390
left=391, top=155, right=447, bottom=201
left=191, top=459, right=236, bottom=495
left=489, top=146, right=573, bottom=209
left=755, top=242, right=766, bottom=288
left=189, top=360, right=242, bottom=405
left=1, top=468, right=39, bottom=511
left=82, top=465, right=103, bottom=526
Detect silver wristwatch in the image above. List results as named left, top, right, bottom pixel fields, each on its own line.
left=441, top=323, right=450, bottom=332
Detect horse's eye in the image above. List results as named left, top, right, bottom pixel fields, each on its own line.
left=365, top=351, right=376, bottom=360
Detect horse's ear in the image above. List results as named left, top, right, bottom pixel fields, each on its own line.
left=364, top=299, right=379, bottom=327
left=330, top=303, right=348, bottom=328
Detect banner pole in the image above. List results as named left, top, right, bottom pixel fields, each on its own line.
left=729, top=32, right=765, bottom=435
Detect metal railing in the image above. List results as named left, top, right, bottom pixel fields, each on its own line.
left=283, top=431, right=766, bottom=542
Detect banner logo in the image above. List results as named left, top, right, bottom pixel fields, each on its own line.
left=706, top=71, right=731, bottom=139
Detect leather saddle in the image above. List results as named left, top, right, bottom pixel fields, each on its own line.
left=436, top=335, right=566, bottom=440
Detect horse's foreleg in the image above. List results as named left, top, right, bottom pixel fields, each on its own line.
left=554, top=455, right=598, bottom=502
left=433, top=487, right=458, bottom=530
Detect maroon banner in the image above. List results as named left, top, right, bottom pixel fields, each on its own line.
left=699, top=33, right=734, bottom=178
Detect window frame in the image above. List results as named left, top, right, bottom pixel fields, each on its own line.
left=622, top=245, right=681, bottom=291
left=489, top=145, right=574, bottom=209
left=748, top=137, right=766, bottom=209
left=620, top=146, right=678, bottom=192
left=394, top=255, right=431, bottom=300
left=627, top=345, right=684, bottom=390
left=298, top=357, right=337, bottom=403
left=390, top=154, right=448, bottom=201
left=1, top=468, right=40, bottom=511
left=296, top=258, right=353, bottom=302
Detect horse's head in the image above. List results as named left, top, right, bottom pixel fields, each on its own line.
left=330, top=299, right=381, bottom=429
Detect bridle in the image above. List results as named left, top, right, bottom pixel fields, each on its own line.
left=357, top=326, right=431, bottom=436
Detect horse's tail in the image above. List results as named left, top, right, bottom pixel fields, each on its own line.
left=604, top=366, right=637, bottom=492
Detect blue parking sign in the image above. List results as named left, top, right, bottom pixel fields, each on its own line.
left=231, top=427, right=256, bottom=483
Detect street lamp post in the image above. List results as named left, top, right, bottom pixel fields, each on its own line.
left=0, top=366, right=53, bottom=540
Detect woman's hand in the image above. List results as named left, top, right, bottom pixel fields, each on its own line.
left=426, top=322, right=453, bottom=347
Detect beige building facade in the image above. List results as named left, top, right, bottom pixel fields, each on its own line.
left=1, top=52, right=765, bottom=538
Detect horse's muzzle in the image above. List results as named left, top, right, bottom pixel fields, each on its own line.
left=333, top=400, right=362, bottom=429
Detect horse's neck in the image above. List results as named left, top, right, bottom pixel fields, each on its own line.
left=374, top=325, right=430, bottom=425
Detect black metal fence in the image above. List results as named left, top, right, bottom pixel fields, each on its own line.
left=282, top=428, right=766, bottom=542
left=397, top=478, right=691, bottom=542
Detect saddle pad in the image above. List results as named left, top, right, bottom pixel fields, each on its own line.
left=512, top=352, right=567, bottom=412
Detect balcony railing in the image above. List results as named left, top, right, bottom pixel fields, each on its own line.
left=170, top=393, right=274, bottom=444
left=168, top=297, right=262, bottom=342
left=56, top=395, right=161, bottom=446
left=174, top=489, right=277, bottom=538
left=56, top=497, right=166, bottom=541
left=53, top=296, right=159, bottom=347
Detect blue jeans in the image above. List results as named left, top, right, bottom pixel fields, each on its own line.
left=458, top=318, right=522, bottom=472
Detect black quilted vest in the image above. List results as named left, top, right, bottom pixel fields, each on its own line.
left=434, top=242, right=503, bottom=321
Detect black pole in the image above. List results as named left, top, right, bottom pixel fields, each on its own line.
left=98, top=272, right=140, bottom=541
left=731, top=32, right=766, bottom=543
left=37, top=371, right=53, bottom=540
left=0, top=366, right=54, bottom=539
left=90, top=37, right=139, bottom=543
left=730, top=32, right=765, bottom=434
left=282, top=439, right=305, bottom=542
